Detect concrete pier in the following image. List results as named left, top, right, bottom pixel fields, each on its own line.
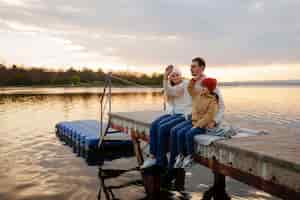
left=109, top=110, right=300, bottom=199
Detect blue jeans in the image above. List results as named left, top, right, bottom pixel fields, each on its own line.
left=149, top=114, right=185, bottom=166
left=168, top=119, right=192, bottom=170
left=185, top=127, right=206, bottom=155
left=149, top=114, right=172, bottom=155
left=177, top=121, right=193, bottom=155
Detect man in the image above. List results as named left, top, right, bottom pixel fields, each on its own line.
left=189, top=57, right=224, bottom=127
left=168, top=57, right=225, bottom=171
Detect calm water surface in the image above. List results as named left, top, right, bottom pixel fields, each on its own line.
left=1, top=86, right=299, bottom=200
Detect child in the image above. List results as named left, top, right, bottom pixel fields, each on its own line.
left=174, top=77, right=218, bottom=168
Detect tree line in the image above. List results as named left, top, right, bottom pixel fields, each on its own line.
left=0, top=64, right=163, bottom=87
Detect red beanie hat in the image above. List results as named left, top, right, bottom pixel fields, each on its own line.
left=202, top=78, right=217, bottom=92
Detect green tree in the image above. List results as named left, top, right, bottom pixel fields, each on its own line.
left=70, top=75, right=80, bottom=85
left=13, top=73, right=30, bottom=85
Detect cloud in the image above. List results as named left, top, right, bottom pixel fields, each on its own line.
left=2, top=20, right=44, bottom=32
left=0, top=0, right=299, bottom=69
left=0, top=0, right=41, bottom=8
left=249, top=1, right=265, bottom=12
left=0, top=0, right=26, bottom=7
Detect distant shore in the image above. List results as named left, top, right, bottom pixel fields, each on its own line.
left=0, top=83, right=161, bottom=88
left=1, top=79, right=300, bottom=89
left=1, top=65, right=300, bottom=88
left=219, top=79, right=300, bottom=86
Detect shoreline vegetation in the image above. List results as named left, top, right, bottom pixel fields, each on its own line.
left=1, top=64, right=300, bottom=88
left=0, top=64, right=163, bottom=87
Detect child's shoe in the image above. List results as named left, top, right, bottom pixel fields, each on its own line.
left=140, top=157, right=156, bottom=169
left=182, top=155, right=193, bottom=168
left=174, top=154, right=184, bottom=168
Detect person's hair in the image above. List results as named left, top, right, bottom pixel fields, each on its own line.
left=167, top=64, right=174, bottom=71
left=212, top=92, right=219, bottom=103
left=192, top=57, right=206, bottom=69
left=167, top=64, right=175, bottom=86
left=170, top=80, right=175, bottom=86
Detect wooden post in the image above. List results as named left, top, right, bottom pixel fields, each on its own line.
left=174, top=168, right=185, bottom=191
left=130, top=129, right=144, bottom=166
left=202, top=172, right=230, bottom=200
left=130, top=129, right=162, bottom=198
left=142, top=166, right=161, bottom=199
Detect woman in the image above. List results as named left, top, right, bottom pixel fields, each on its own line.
left=141, top=65, right=191, bottom=169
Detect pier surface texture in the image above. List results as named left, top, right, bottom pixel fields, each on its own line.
left=109, top=110, right=300, bottom=200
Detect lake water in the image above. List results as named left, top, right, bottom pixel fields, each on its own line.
left=1, top=86, right=299, bottom=200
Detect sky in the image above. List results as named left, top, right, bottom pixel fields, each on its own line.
left=0, top=0, right=299, bottom=81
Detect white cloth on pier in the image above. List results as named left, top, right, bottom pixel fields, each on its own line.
left=194, top=123, right=268, bottom=147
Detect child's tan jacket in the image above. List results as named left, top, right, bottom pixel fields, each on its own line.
left=188, top=80, right=218, bottom=128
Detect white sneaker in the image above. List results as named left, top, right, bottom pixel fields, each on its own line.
left=182, top=155, right=193, bottom=168
left=174, top=154, right=184, bottom=168
left=140, top=158, right=157, bottom=169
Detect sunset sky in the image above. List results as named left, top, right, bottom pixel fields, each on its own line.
left=0, top=0, right=299, bottom=82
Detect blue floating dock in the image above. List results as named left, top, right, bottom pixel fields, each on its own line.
left=55, top=120, right=133, bottom=162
